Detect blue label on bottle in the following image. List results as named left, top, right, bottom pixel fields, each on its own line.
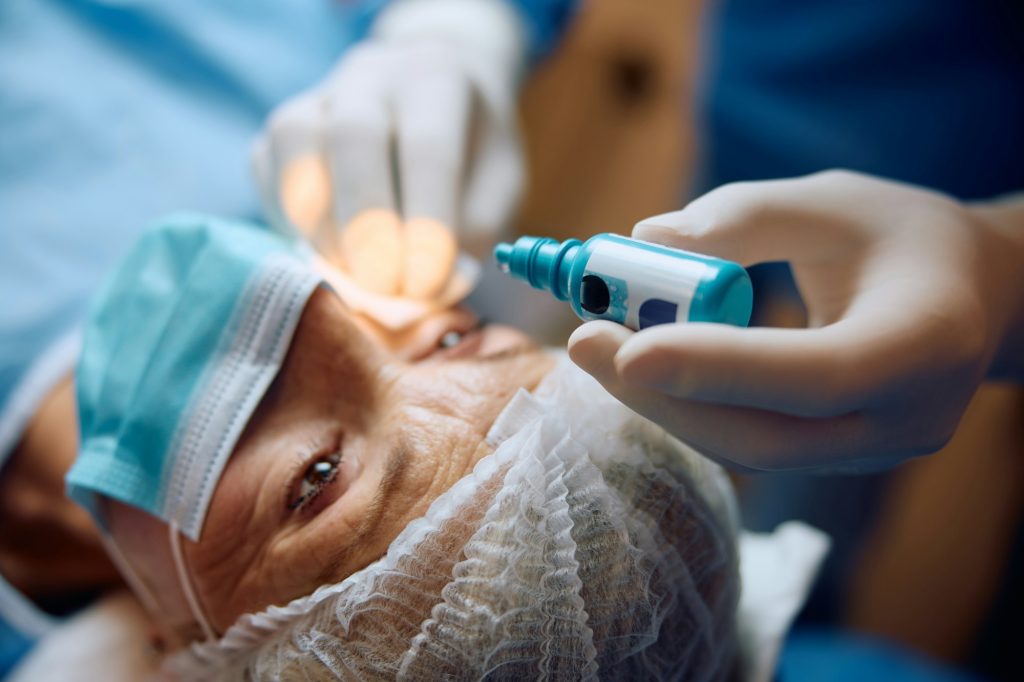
left=638, top=299, right=679, bottom=329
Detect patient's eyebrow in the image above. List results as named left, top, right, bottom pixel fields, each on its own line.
left=314, top=437, right=411, bottom=585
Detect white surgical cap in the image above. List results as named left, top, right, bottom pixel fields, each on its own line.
left=167, top=356, right=823, bottom=681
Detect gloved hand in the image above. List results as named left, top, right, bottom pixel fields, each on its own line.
left=568, top=170, right=1024, bottom=472
left=252, top=0, right=527, bottom=298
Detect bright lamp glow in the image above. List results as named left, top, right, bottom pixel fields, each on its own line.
left=280, top=154, right=331, bottom=236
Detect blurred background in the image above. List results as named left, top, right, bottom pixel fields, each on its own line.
left=2, top=0, right=1022, bottom=679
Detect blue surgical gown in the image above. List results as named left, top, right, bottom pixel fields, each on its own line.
left=698, top=0, right=1024, bottom=199
left=0, top=0, right=573, bottom=675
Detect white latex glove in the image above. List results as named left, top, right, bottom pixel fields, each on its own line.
left=252, top=0, right=527, bottom=298
left=569, top=170, right=1024, bottom=472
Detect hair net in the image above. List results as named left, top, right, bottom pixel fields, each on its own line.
left=168, top=355, right=742, bottom=681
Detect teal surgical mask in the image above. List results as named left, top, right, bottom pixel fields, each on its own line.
left=66, top=214, right=322, bottom=543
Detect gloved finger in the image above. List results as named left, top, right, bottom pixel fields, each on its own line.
left=392, top=51, right=469, bottom=297
left=460, top=110, right=524, bottom=258
left=265, top=91, right=329, bottom=234
left=564, top=320, right=634, bottom=387
left=340, top=208, right=404, bottom=296
left=401, top=217, right=457, bottom=299
left=567, top=322, right=876, bottom=471
left=393, top=47, right=472, bottom=230
left=631, top=173, right=866, bottom=267
left=320, top=61, right=403, bottom=294
left=584, top=283, right=965, bottom=419
left=608, top=321, right=876, bottom=418
left=323, top=66, right=397, bottom=227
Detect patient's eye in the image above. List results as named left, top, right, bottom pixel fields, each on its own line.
left=288, top=451, right=342, bottom=511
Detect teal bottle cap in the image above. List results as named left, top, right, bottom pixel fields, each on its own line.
left=493, top=237, right=580, bottom=300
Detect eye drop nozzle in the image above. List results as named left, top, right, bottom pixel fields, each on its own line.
left=494, top=234, right=752, bottom=330
left=494, top=236, right=581, bottom=301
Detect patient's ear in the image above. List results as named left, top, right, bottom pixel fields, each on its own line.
left=103, top=499, right=200, bottom=649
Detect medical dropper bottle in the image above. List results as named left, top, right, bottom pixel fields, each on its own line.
left=494, top=233, right=752, bottom=330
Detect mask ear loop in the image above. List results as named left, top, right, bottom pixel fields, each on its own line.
left=169, top=521, right=217, bottom=642
left=98, top=531, right=161, bottom=618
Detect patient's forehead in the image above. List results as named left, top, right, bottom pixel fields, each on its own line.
left=240, top=289, right=381, bottom=423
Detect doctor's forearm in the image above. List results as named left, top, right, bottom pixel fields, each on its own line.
left=973, top=194, right=1024, bottom=382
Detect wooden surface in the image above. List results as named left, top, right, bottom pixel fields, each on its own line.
left=516, top=0, right=702, bottom=242
left=848, top=384, right=1024, bottom=662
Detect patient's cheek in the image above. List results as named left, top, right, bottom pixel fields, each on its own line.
left=394, top=392, right=499, bottom=492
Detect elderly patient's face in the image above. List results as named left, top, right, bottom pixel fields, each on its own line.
left=108, top=289, right=554, bottom=640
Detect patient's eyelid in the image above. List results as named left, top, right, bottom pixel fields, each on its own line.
left=287, top=451, right=341, bottom=512
left=285, top=437, right=344, bottom=512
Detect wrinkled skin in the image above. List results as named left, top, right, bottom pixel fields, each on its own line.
left=107, top=288, right=554, bottom=645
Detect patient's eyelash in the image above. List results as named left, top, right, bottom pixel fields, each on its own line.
left=290, top=454, right=341, bottom=511
left=285, top=438, right=344, bottom=512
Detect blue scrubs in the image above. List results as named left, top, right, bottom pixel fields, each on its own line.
left=698, top=0, right=1024, bottom=199
left=781, top=630, right=987, bottom=682
left=0, top=0, right=573, bottom=675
